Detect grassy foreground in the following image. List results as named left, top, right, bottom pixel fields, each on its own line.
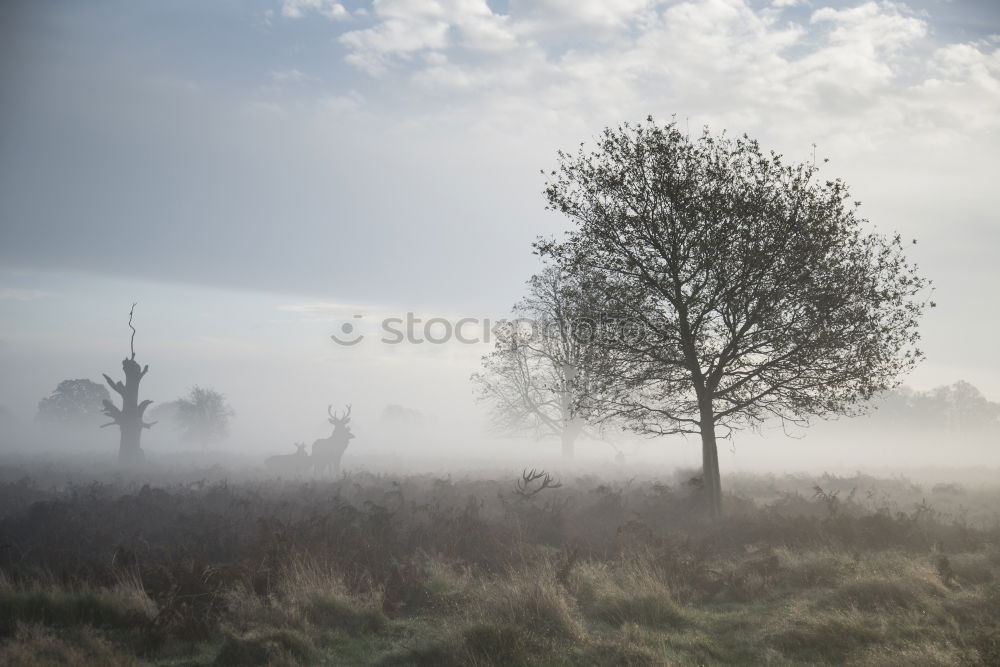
left=0, top=465, right=998, bottom=665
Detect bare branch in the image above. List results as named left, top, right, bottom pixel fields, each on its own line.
left=103, top=374, right=125, bottom=396
left=101, top=399, right=122, bottom=420
left=128, top=302, right=137, bottom=360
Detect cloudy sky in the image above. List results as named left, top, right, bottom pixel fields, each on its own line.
left=1, top=0, right=998, bottom=457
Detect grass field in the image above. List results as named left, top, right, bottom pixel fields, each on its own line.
left=0, top=462, right=998, bottom=666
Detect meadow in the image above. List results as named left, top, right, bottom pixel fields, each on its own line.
left=0, top=460, right=998, bottom=666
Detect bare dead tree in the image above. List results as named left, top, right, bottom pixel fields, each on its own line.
left=101, top=303, right=156, bottom=463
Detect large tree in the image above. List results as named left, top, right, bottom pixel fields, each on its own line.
left=538, top=118, right=931, bottom=516
left=472, top=266, right=612, bottom=460
left=36, top=379, right=110, bottom=426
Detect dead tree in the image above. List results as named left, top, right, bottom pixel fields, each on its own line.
left=101, top=303, right=156, bottom=463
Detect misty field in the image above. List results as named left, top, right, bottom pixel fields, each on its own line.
left=0, top=462, right=997, bottom=666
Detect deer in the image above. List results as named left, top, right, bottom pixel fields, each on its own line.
left=311, top=404, right=355, bottom=476
left=264, top=442, right=311, bottom=476
left=514, top=468, right=563, bottom=499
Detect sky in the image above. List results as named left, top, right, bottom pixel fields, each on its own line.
left=0, top=0, right=998, bottom=462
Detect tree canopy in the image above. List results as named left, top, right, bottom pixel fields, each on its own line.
left=472, top=265, right=614, bottom=459
left=537, top=117, right=931, bottom=515
left=170, top=386, right=235, bottom=447
left=36, top=379, right=110, bottom=426
left=860, top=381, right=999, bottom=439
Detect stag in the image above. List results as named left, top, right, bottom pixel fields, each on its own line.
left=264, top=443, right=311, bottom=476
left=312, top=404, right=355, bottom=476
left=514, top=468, right=563, bottom=499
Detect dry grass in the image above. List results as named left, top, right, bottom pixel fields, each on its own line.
left=568, top=555, right=684, bottom=630
left=0, top=466, right=999, bottom=665
left=0, top=624, right=139, bottom=666
left=0, top=571, right=155, bottom=638
left=473, top=566, right=583, bottom=641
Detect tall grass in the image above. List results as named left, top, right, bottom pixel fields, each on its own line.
left=0, top=466, right=998, bottom=665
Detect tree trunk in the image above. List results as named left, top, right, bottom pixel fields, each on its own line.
left=561, top=428, right=576, bottom=461
left=699, top=401, right=722, bottom=518
left=561, top=417, right=583, bottom=462
left=119, top=419, right=143, bottom=463
left=102, top=356, right=153, bottom=464
left=558, top=374, right=579, bottom=462
left=118, top=358, right=144, bottom=462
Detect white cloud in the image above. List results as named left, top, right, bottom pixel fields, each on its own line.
left=320, top=0, right=1000, bottom=160
left=281, top=0, right=349, bottom=20
left=507, top=0, right=660, bottom=35
left=810, top=2, right=926, bottom=52
left=338, top=0, right=518, bottom=75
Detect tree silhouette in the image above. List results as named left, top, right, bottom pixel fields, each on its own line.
left=100, top=303, right=155, bottom=463
left=36, top=379, right=110, bottom=426
left=538, top=118, right=931, bottom=516
left=473, top=265, right=612, bottom=460
left=929, top=381, right=1000, bottom=438
left=865, top=381, right=1000, bottom=439
left=171, top=386, right=235, bottom=447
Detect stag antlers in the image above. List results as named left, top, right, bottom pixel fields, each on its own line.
left=327, top=404, right=352, bottom=425
left=514, top=468, right=563, bottom=499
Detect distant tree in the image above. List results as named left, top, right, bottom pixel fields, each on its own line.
left=472, top=265, right=612, bottom=460
left=538, top=118, right=931, bottom=516
left=382, top=404, right=423, bottom=426
left=36, top=379, right=110, bottom=426
left=148, top=400, right=181, bottom=429
left=172, top=386, right=235, bottom=447
left=931, top=381, right=1000, bottom=437
left=868, top=381, right=1000, bottom=438
left=101, top=304, right=156, bottom=463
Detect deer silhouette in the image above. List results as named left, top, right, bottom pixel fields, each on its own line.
left=264, top=442, right=311, bottom=476
left=312, top=404, right=355, bottom=476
